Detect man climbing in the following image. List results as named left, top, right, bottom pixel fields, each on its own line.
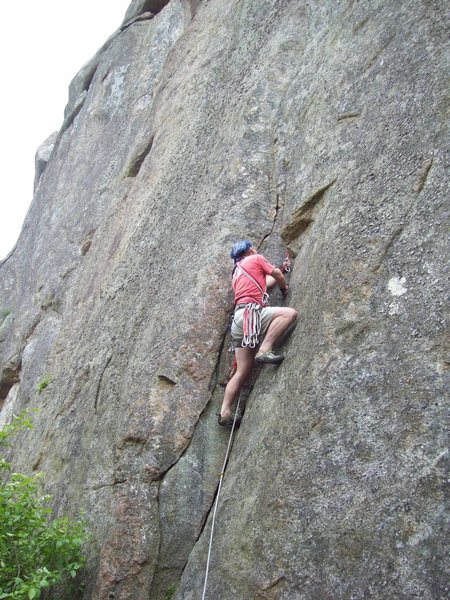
left=218, top=240, right=298, bottom=428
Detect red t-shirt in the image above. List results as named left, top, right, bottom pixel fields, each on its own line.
left=232, top=254, right=275, bottom=305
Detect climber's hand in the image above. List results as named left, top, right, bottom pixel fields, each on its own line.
left=280, top=256, right=291, bottom=273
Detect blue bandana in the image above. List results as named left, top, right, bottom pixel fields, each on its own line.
left=230, top=240, right=253, bottom=263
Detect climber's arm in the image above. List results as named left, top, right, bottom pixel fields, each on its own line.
left=266, top=254, right=291, bottom=289
left=267, top=267, right=288, bottom=293
left=266, top=274, right=277, bottom=289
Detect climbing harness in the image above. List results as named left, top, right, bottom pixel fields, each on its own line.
left=201, top=391, right=243, bottom=600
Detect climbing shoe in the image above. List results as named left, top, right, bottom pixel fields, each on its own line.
left=218, top=413, right=241, bottom=429
left=255, top=350, right=285, bottom=365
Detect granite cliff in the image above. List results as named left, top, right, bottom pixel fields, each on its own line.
left=0, top=0, right=448, bottom=598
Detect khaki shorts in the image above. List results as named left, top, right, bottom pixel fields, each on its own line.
left=231, top=306, right=276, bottom=347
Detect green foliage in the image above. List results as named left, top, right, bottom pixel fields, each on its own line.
left=0, top=414, right=87, bottom=599
left=0, top=413, right=33, bottom=450
left=36, top=376, right=52, bottom=395
left=164, top=583, right=177, bottom=600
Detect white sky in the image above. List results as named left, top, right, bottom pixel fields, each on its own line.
left=0, top=1, right=131, bottom=260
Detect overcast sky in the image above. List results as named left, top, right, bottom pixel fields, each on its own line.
left=0, top=1, right=130, bottom=260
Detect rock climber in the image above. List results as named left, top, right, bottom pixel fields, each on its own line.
left=218, top=240, right=298, bottom=428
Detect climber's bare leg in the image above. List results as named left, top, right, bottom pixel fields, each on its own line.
left=220, top=347, right=256, bottom=417
left=258, top=307, right=298, bottom=355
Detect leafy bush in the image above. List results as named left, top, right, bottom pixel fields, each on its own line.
left=0, top=413, right=87, bottom=599
left=36, top=376, right=52, bottom=395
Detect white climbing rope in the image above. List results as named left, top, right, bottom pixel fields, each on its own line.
left=201, top=392, right=243, bottom=600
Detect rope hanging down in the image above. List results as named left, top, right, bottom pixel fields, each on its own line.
left=201, top=392, right=243, bottom=600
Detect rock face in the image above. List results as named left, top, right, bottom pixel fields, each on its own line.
left=0, top=1, right=448, bottom=599
left=33, top=131, right=58, bottom=192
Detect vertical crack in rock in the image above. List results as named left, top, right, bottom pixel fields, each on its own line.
left=154, top=326, right=231, bottom=482
left=154, top=479, right=164, bottom=592
left=174, top=448, right=229, bottom=591
left=150, top=326, right=234, bottom=595
left=209, top=323, right=232, bottom=393
left=131, top=325, right=231, bottom=497
left=259, top=190, right=281, bottom=249
left=167, top=340, right=267, bottom=590
left=94, top=353, right=113, bottom=411
left=259, top=134, right=285, bottom=248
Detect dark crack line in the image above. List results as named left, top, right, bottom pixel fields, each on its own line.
left=259, top=190, right=281, bottom=250
left=208, top=322, right=232, bottom=393
left=84, top=479, right=126, bottom=491
left=413, top=157, right=433, bottom=194
left=153, top=305, right=286, bottom=588
left=258, top=135, right=283, bottom=249
left=109, top=558, right=152, bottom=588
left=94, top=353, right=113, bottom=412
left=175, top=433, right=240, bottom=588
left=169, top=347, right=268, bottom=586
left=112, top=326, right=232, bottom=496
left=138, top=325, right=232, bottom=491
left=149, top=327, right=235, bottom=586
left=158, top=329, right=231, bottom=476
